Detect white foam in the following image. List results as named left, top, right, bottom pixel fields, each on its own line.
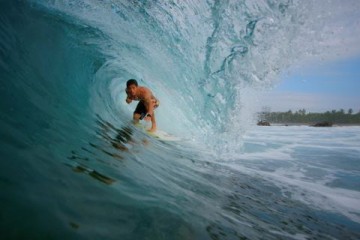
left=265, top=170, right=360, bottom=221
left=229, top=126, right=360, bottom=223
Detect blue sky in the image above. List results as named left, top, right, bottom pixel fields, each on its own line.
left=261, top=0, right=360, bottom=113
left=262, top=57, right=360, bottom=113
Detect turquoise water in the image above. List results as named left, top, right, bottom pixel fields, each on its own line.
left=1, top=1, right=360, bottom=239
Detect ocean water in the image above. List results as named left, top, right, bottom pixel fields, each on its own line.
left=1, top=0, right=360, bottom=239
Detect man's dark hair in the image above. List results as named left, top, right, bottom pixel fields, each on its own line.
left=126, top=79, right=138, bottom=88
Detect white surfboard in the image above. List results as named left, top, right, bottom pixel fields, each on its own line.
left=146, top=129, right=180, bottom=141
left=134, top=123, right=179, bottom=141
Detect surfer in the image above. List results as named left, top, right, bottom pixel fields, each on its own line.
left=125, top=79, right=159, bottom=132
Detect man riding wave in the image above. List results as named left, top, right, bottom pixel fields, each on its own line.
left=125, top=79, right=159, bottom=132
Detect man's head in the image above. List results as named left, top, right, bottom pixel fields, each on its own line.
left=126, top=79, right=138, bottom=96
left=126, top=79, right=138, bottom=88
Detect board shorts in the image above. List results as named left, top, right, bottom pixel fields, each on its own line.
left=134, top=100, right=159, bottom=120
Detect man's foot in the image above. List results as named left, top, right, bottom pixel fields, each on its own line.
left=147, top=128, right=156, bottom=133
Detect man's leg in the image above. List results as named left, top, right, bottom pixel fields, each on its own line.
left=133, top=101, right=146, bottom=124
left=133, top=113, right=141, bottom=124
left=148, top=113, right=157, bottom=132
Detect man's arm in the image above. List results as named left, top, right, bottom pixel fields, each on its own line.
left=125, top=89, right=132, bottom=104
left=142, top=90, right=157, bottom=132
left=143, top=92, right=154, bottom=116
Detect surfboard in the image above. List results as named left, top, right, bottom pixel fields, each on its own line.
left=146, top=129, right=180, bottom=141
left=134, top=123, right=179, bottom=141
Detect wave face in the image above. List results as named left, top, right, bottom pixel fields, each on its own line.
left=1, top=0, right=359, bottom=239
left=0, top=0, right=334, bottom=151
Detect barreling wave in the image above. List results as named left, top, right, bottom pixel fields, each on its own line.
left=3, top=0, right=322, bottom=152
left=2, top=1, right=354, bottom=239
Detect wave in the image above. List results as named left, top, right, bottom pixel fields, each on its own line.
left=2, top=0, right=357, bottom=239
left=0, top=0, right=345, bottom=150
left=3, top=0, right=320, bottom=151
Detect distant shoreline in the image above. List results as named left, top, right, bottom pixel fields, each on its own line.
left=263, top=123, right=360, bottom=127
left=258, top=109, right=360, bottom=127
